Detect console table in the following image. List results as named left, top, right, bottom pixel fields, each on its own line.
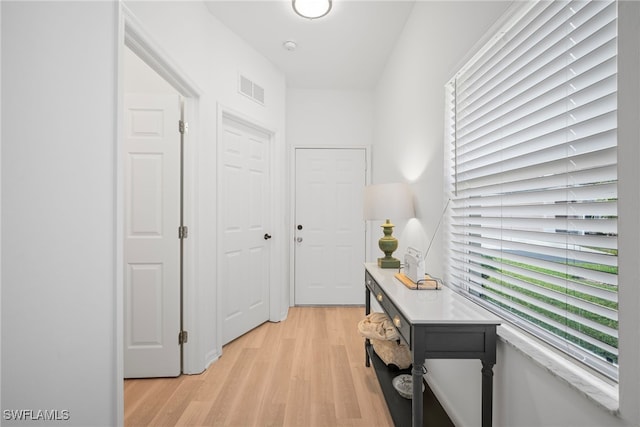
left=364, top=263, right=501, bottom=427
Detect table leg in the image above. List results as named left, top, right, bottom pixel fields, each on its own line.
left=365, top=287, right=371, bottom=367
left=365, top=338, right=370, bottom=367
left=481, top=361, right=495, bottom=427
left=412, top=363, right=423, bottom=427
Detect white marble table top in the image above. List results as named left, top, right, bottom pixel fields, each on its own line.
left=365, top=263, right=502, bottom=325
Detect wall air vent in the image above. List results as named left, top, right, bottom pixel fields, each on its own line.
left=238, top=74, right=265, bottom=106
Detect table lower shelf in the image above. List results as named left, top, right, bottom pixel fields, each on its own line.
left=366, top=343, right=454, bottom=427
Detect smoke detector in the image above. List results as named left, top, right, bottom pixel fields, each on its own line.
left=283, top=40, right=297, bottom=51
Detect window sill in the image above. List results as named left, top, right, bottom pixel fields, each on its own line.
left=497, top=324, right=620, bottom=416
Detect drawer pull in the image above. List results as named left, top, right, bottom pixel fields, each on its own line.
left=376, top=293, right=383, bottom=302
left=393, top=316, right=402, bottom=328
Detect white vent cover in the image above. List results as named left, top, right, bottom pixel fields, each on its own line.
left=239, top=74, right=265, bottom=105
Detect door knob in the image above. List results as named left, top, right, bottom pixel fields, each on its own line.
left=264, top=233, right=272, bottom=240
left=296, top=237, right=303, bottom=243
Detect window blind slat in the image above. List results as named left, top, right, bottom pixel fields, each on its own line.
left=451, top=226, right=618, bottom=255
left=458, top=215, right=616, bottom=235
left=457, top=1, right=615, bottom=126
left=458, top=1, right=585, bottom=101
left=466, top=265, right=619, bottom=329
left=451, top=233, right=619, bottom=285
left=458, top=248, right=618, bottom=303
left=451, top=166, right=617, bottom=201
left=453, top=199, right=617, bottom=219
left=457, top=103, right=617, bottom=174
left=454, top=235, right=619, bottom=273
left=457, top=67, right=617, bottom=158
left=465, top=281, right=619, bottom=356
left=457, top=146, right=617, bottom=191
left=457, top=18, right=616, bottom=139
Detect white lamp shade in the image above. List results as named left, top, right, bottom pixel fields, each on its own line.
left=292, top=0, right=332, bottom=19
left=363, top=183, right=415, bottom=221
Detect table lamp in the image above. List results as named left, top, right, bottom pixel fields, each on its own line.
left=363, top=183, right=415, bottom=268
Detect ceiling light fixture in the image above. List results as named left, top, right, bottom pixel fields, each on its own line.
left=292, top=0, right=332, bottom=20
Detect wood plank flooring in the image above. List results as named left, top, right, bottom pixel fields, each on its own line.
left=124, top=306, right=395, bottom=426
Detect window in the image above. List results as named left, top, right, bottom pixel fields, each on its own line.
left=444, top=0, right=618, bottom=380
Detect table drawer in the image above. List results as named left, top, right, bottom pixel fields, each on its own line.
left=365, top=271, right=411, bottom=347
left=365, top=271, right=377, bottom=294
left=416, top=325, right=495, bottom=358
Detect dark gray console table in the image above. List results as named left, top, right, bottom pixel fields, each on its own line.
left=364, top=263, right=501, bottom=427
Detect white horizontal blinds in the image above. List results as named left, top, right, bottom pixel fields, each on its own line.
left=445, top=0, right=618, bottom=379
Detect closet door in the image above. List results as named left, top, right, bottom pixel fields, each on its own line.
left=123, top=93, right=181, bottom=378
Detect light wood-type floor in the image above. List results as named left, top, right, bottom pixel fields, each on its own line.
left=124, top=306, right=394, bottom=426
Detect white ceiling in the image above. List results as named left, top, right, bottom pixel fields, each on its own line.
left=204, top=0, right=416, bottom=90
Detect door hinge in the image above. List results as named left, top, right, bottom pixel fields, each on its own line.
left=178, top=330, right=188, bottom=345
left=179, top=120, right=188, bottom=135
left=178, top=225, right=189, bottom=239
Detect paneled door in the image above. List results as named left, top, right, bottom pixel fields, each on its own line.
left=123, top=93, right=181, bottom=378
left=219, top=113, right=271, bottom=344
left=294, top=148, right=366, bottom=305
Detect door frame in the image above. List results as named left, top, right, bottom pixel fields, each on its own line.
left=215, top=105, right=283, bottom=356
left=116, top=4, right=202, bottom=419
left=289, top=146, right=372, bottom=305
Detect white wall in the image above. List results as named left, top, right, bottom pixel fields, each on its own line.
left=1, top=2, right=119, bottom=425
left=287, top=89, right=374, bottom=148
left=123, top=0, right=288, bottom=371
left=1, top=1, right=287, bottom=425
left=374, top=1, right=640, bottom=426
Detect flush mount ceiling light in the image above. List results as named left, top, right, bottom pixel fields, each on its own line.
left=292, top=0, right=332, bottom=19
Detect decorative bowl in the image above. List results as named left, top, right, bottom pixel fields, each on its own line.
left=392, top=374, right=424, bottom=399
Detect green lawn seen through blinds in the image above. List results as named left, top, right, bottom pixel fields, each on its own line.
left=472, top=254, right=618, bottom=364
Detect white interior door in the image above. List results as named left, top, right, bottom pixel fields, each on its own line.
left=219, top=114, right=271, bottom=345
left=294, top=148, right=366, bottom=305
left=123, top=93, right=181, bottom=378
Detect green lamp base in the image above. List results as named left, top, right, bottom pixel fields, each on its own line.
left=378, top=256, right=401, bottom=269
left=377, top=219, right=401, bottom=269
